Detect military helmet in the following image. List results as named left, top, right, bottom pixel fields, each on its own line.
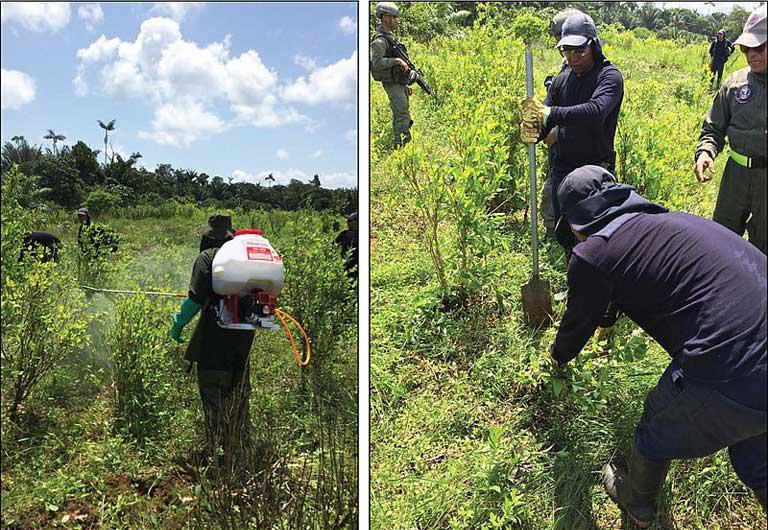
left=548, top=8, right=584, bottom=38
left=375, top=2, right=399, bottom=19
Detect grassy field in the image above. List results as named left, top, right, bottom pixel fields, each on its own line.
left=1, top=176, right=358, bottom=529
left=370, top=11, right=764, bottom=530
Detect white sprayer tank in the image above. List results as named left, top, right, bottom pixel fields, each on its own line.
left=212, top=229, right=284, bottom=297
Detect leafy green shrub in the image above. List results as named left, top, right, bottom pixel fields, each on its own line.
left=85, top=186, right=121, bottom=216
left=106, top=294, right=176, bottom=445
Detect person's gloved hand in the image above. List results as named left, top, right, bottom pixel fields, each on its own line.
left=694, top=152, right=715, bottom=183
left=521, top=122, right=541, bottom=144
left=169, top=316, right=186, bottom=343
left=521, top=97, right=551, bottom=128
left=169, top=297, right=202, bottom=344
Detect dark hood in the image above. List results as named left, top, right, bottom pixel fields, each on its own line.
left=555, top=165, right=668, bottom=247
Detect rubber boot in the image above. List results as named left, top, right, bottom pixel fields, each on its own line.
left=755, top=487, right=767, bottom=512
left=602, top=448, right=670, bottom=529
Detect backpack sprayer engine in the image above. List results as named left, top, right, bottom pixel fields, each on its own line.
left=80, top=228, right=311, bottom=366
left=211, top=229, right=284, bottom=331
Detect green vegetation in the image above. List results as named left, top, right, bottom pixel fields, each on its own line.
left=370, top=5, right=762, bottom=530
left=1, top=164, right=358, bottom=528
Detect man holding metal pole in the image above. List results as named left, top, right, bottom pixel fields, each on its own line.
left=521, top=12, right=624, bottom=251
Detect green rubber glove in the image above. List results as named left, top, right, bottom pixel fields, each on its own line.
left=169, top=297, right=201, bottom=344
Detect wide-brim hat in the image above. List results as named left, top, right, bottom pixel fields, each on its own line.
left=201, top=214, right=234, bottom=241
left=733, top=5, right=767, bottom=48
left=556, top=13, right=598, bottom=48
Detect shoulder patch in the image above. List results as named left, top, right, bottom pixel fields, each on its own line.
left=735, top=83, right=754, bottom=104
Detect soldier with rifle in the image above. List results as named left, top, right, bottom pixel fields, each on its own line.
left=370, top=2, right=432, bottom=148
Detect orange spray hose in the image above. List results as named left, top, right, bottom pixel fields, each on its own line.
left=274, top=308, right=311, bottom=367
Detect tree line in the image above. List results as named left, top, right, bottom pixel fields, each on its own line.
left=381, top=2, right=754, bottom=44
left=1, top=134, right=357, bottom=216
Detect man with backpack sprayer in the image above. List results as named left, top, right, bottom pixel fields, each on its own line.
left=549, top=165, right=766, bottom=528
left=168, top=214, right=256, bottom=467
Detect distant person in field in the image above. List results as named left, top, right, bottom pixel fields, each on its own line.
left=169, top=214, right=254, bottom=467
left=20, top=231, right=61, bottom=263
left=695, top=4, right=767, bottom=255
left=76, top=207, right=119, bottom=256
left=549, top=165, right=767, bottom=528
left=538, top=7, right=586, bottom=240
left=709, top=29, right=735, bottom=89
left=370, top=2, right=413, bottom=148
left=334, top=212, right=359, bottom=279
left=521, top=12, right=624, bottom=250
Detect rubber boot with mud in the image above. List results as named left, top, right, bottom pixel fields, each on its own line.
left=602, top=448, right=670, bottom=529
left=755, top=487, right=767, bottom=512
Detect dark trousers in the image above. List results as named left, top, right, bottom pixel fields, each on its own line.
left=713, top=157, right=767, bottom=255
left=635, top=364, right=767, bottom=490
left=197, top=366, right=251, bottom=462
left=710, top=61, right=725, bottom=87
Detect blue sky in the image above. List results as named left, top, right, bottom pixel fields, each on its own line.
left=1, top=2, right=358, bottom=189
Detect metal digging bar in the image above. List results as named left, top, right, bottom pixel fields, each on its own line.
left=520, top=46, right=553, bottom=328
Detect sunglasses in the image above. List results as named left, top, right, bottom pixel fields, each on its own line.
left=559, top=45, right=590, bottom=59
left=740, top=42, right=767, bottom=54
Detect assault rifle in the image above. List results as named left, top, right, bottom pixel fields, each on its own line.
left=386, top=36, right=433, bottom=96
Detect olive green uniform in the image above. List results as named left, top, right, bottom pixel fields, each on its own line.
left=186, top=247, right=254, bottom=457
left=697, top=67, right=767, bottom=254
left=371, top=25, right=412, bottom=147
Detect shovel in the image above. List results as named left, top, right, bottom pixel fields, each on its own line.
left=520, top=46, right=553, bottom=328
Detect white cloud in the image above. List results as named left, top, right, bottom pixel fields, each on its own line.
left=230, top=168, right=356, bottom=189
left=294, top=55, right=318, bottom=71
left=74, top=17, right=307, bottom=146
left=345, top=128, right=357, bottom=144
left=1, top=69, right=36, bottom=110
left=276, top=148, right=289, bottom=159
left=310, top=149, right=324, bottom=159
left=149, top=2, right=203, bottom=22
left=652, top=2, right=763, bottom=15
left=1, top=2, right=71, bottom=32
left=338, top=16, right=356, bottom=34
left=282, top=51, right=357, bottom=106
left=78, top=4, right=103, bottom=31
left=138, top=100, right=226, bottom=148
left=77, top=34, right=121, bottom=63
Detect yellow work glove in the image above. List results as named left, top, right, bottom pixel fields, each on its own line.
left=520, top=122, right=541, bottom=144
left=521, top=97, right=551, bottom=128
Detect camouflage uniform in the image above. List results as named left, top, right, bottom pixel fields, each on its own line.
left=697, top=67, right=767, bottom=254
left=371, top=25, right=412, bottom=147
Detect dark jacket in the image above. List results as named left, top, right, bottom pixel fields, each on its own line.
left=709, top=38, right=734, bottom=65
left=542, top=58, right=624, bottom=178
left=554, top=212, right=766, bottom=397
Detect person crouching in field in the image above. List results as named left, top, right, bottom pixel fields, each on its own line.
left=695, top=4, right=767, bottom=255
left=169, top=214, right=255, bottom=467
left=548, top=165, right=766, bottom=528
left=20, top=231, right=61, bottom=263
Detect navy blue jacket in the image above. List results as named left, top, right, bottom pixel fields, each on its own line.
left=542, top=59, right=624, bottom=179
left=553, top=212, right=766, bottom=401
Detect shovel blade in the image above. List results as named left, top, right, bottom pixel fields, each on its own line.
left=521, top=276, right=553, bottom=328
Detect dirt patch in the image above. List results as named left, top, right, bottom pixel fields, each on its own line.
left=3, top=499, right=100, bottom=530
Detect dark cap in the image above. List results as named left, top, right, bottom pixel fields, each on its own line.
left=77, top=207, right=90, bottom=217
left=201, top=214, right=234, bottom=241
left=549, top=8, right=584, bottom=38
left=346, top=212, right=359, bottom=222
left=556, top=13, right=598, bottom=48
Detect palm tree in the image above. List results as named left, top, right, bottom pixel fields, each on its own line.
left=43, top=129, right=66, bottom=155
left=97, top=119, right=116, bottom=165
left=2, top=137, right=42, bottom=175
left=264, top=173, right=275, bottom=186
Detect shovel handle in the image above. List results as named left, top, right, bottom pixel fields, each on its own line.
left=525, top=47, right=539, bottom=278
